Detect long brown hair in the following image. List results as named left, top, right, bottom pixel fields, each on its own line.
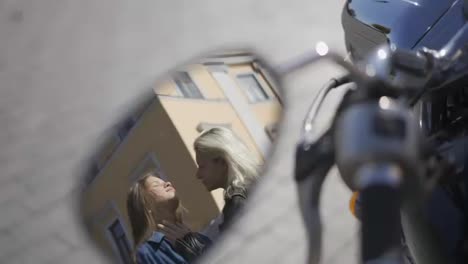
left=126, top=171, right=186, bottom=248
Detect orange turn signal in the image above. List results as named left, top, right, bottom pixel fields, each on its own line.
left=349, top=191, right=360, bottom=218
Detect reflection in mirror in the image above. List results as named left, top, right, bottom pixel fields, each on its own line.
left=79, top=51, right=283, bottom=264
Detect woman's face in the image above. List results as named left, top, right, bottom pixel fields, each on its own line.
left=144, top=176, right=177, bottom=203
left=195, top=150, right=227, bottom=191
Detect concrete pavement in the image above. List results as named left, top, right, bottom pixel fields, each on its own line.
left=0, top=1, right=359, bottom=263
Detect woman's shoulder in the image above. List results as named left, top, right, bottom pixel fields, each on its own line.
left=224, top=187, right=248, bottom=212
left=135, top=232, right=185, bottom=262
left=137, top=232, right=165, bottom=248
left=200, top=214, right=223, bottom=241
left=135, top=235, right=161, bottom=258
left=226, top=187, right=248, bottom=201
left=135, top=232, right=169, bottom=256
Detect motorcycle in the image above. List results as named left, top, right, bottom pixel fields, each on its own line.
left=290, top=0, right=468, bottom=263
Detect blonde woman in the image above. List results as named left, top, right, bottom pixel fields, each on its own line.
left=126, top=171, right=211, bottom=264
left=194, top=127, right=261, bottom=233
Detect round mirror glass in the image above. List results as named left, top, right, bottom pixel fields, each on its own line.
left=79, top=50, right=284, bottom=264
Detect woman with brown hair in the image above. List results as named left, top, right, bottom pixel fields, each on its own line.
left=126, top=171, right=211, bottom=264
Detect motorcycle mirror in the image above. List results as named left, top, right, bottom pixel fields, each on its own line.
left=77, top=49, right=284, bottom=264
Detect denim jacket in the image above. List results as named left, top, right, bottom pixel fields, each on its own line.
left=136, top=231, right=211, bottom=264
left=136, top=232, right=186, bottom=264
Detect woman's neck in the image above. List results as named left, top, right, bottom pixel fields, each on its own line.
left=153, top=205, right=178, bottom=225
left=160, top=214, right=177, bottom=224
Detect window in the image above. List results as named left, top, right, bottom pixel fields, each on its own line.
left=173, top=72, right=203, bottom=99
left=236, top=74, right=269, bottom=103
left=109, top=219, right=132, bottom=264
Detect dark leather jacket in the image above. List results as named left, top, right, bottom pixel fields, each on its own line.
left=219, top=189, right=248, bottom=232
left=174, top=232, right=212, bottom=262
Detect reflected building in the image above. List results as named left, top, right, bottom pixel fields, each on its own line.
left=80, top=52, right=283, bottom=264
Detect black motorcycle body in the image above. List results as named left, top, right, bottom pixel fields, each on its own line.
left=342, top=0, right=468, bottom=263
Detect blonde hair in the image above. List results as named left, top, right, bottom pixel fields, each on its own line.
left=194, top=127, right=261, bottom=199
left=126, top=171, right=186, bottom=248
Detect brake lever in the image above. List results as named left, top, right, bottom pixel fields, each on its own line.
left=295, top=131, right=335, bottom=182
left=295, top=131, right=334, bottom=264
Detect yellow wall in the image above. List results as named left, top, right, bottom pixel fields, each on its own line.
left=86, top=208, right=123, bottom=260
left=154, top=61, right=282, bottom=136
left=153, top=60, right=282, bottom=209
left=252, top=101, right=282, bottom=124
left=228, top=63, right=282, bottom=127
left=154, top=65, right=226, bottom=100
left=82, top=97, right=220, bottom=249
left=160, top=99, right=262, bottom=160
left=159, top=97, right=264, bottom=208
left=154, top=79, right=179, bottom=97
left=189, top=64, right=225, bottom=99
